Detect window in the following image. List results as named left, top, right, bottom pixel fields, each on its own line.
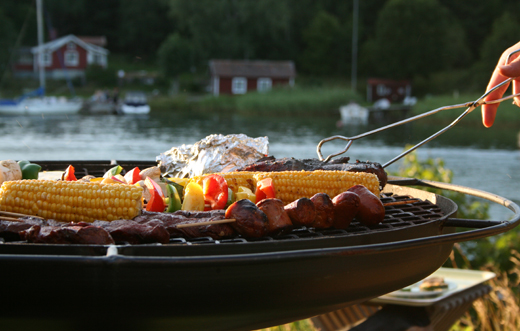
left=64, top=50, right=79, bottom=66
left=257, top=78, right=272, bottom=92
left=232, top=77, right=247, bottom=94
left=42, top=52, right=52, bottom=66
left=67, top=42, right=76, bottom=50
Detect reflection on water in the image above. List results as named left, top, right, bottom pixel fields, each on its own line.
left=0, top=112, right=518, bottom=221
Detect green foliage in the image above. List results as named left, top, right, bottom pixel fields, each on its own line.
left=479, top=11, right=520, bottom=73
left=300, top=11, right=346, bottom=75
left=361, top=0, right=471, bottom=80
left=157, top=33, right=195, bottom=78
left=116, top=0, right=173, bottom=60
left=85, top=65, right=117, bottom=87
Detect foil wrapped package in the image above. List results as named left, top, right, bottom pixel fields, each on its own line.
left=156, top=134, right=269, bottom=178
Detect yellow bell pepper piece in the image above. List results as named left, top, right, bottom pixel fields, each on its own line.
left=235, top=186, right=256, bottom=203
left=181, top=182, right=205, bottom=211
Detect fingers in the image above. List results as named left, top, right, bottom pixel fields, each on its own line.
left=482, top=43, right=520, bottom=127
left=482, top=66, right=509, bottom=128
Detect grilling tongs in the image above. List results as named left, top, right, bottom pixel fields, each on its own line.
left=317, top=49, right=520, bottom=168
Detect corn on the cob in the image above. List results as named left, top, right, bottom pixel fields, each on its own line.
left=193, top=170, right=380, bottom=205
left=252, top=170, right=380, bottom=204
left=0, top=180, right=143, bottom=222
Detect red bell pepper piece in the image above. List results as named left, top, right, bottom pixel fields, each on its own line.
left=203, top=174, right=229, bottom=210
left=63, top=165, right=77, bottom=181
left=255, top=178, right=276, bottom=203
left=124, top=167, right=141, bottom=185
left=145, top=177, right=166, bottom=212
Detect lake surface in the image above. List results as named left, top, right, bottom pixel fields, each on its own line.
left=0, top=111, right=519, bottom=221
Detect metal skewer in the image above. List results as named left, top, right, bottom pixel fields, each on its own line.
left=317, top=49, right=520, bottom=168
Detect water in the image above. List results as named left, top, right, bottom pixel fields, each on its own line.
left=1, top=111, right=519, bottom=221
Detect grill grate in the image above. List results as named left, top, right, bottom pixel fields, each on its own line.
left=160, top=193, right=445, bottom=246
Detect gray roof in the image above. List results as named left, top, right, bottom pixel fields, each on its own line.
left=209, top=60, right=296, bottom=78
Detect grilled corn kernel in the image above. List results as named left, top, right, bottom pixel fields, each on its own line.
left=252, top=170, right=380, bottom=204
left=195, top=170, right=380, bottom=205
left=0, top=180, right=143, bottom=222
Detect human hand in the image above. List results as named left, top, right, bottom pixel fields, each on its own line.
left=482, top=41, right=520, bottom=127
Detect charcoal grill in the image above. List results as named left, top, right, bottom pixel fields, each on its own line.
left=0, top=160, right=518, bottom=331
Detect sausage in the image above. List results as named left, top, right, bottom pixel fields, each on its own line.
left=347, top=185, right=385, bottom=225
left=332, top=192, right=360, bottom=229
left=257, top=198, right=293, bottom=236
left=225, top=199, right=269, bottom=238
left=284, top=198, right=316, bottom=227
left=310, top=193, right=335, bottom=229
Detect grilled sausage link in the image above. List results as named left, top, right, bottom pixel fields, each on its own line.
left=332, top=192, right=360, bottom=229
left=257, top=198, right=293, bottom=236
left=225, top=199, right=269, bottom=238
left=284, top=197, right=316, bottom=227
left=310, top=193, right=335, bottom=229
left=347, top=185, right=385, bottom=225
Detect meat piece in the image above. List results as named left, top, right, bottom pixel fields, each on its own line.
left=0, top=218, right=45, bottom=241
left=347, top=185, right=385, bottom=225
left=93, top=220, right=170, bottom=244
left=332, top=192, right=360, bottom=229
left=256, top=198, right=293, bottom=235
left=310, top=193, right=335, bottom=229
left=284, top=198, right=316, bottom=227
left=236, top=157, right=387, bottom=188
left=225, top=199, right=269, bottom=238
left=134, top=211, right=235, bottom=240
left=20, top=224, right=114, bottom=245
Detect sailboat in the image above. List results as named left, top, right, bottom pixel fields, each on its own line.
left=0, top=0, right=82, bottom=115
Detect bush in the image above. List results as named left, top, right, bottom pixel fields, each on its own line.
left=85, top=65, right=117, bottom=87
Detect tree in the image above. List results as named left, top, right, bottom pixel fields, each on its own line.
left=116, top=0, right=174, bottom=60
left=0, top=8, right=18, bottom=79
left=165, top=0, right=292, bottom=71
left=157, top=33, right=195, bottom=78
left=480, top=12, right=520, bottom=72
left=360, top=0, right=471, bottom=80
left=300, top=11, right=345, bottom=75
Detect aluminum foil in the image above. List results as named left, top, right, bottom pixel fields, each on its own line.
left=156, top=134, right=269, bottom=178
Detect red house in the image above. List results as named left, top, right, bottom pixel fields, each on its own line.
left=209, top=60, right=296, bottom=96
left=366, top=78, right=411, bottom=103
left=13, top=34, right=109, bottom=80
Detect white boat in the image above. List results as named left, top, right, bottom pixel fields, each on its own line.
left=119, top=91, right=151, bottom=115
left=0, top=0, right=82, bottom=116
left=339, top=102, right=369, bottom=125
left=0, top=95, right=82, bottom=115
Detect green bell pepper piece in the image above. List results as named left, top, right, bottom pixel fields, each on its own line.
left=166, top=184, right=182, bottom=213
left=18, top=160, right=30, bottom=169
left=103, top=165, right=123, bottom=178
left=225, top=188, right=235, bottom=208
left=21, top=163, right=42, bottom=180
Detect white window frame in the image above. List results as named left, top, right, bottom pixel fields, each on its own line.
left=232, top=77, right=247, bottom=94
left=42, top=52, right=52, bottom=67
left=67, top=42, right=76, bottom=50
left=64, top=50, right=79, bottom=66
left=257, top=77, right=272, bottom=93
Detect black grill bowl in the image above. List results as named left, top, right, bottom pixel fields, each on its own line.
left=0, top=162, right=518, bottom=331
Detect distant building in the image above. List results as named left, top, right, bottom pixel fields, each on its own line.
left=366, top=78, right=411, bottom=103
left=209, top=60, right=296, bottom=96
left=12, top=34, right=109, bottom=80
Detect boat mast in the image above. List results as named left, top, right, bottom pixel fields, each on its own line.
left=36, top=0, right=45, bottom=92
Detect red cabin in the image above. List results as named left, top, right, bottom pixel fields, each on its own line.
left=366, top=78, right=411, bottom=103
left=209, top=60, right=296, bottom=96
left=13, top=34, right=108, bottom=80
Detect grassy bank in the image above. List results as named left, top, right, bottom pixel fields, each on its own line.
left=411, top=93, right=520, bottom=127
left=150, top=87, right=362, bottom=116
